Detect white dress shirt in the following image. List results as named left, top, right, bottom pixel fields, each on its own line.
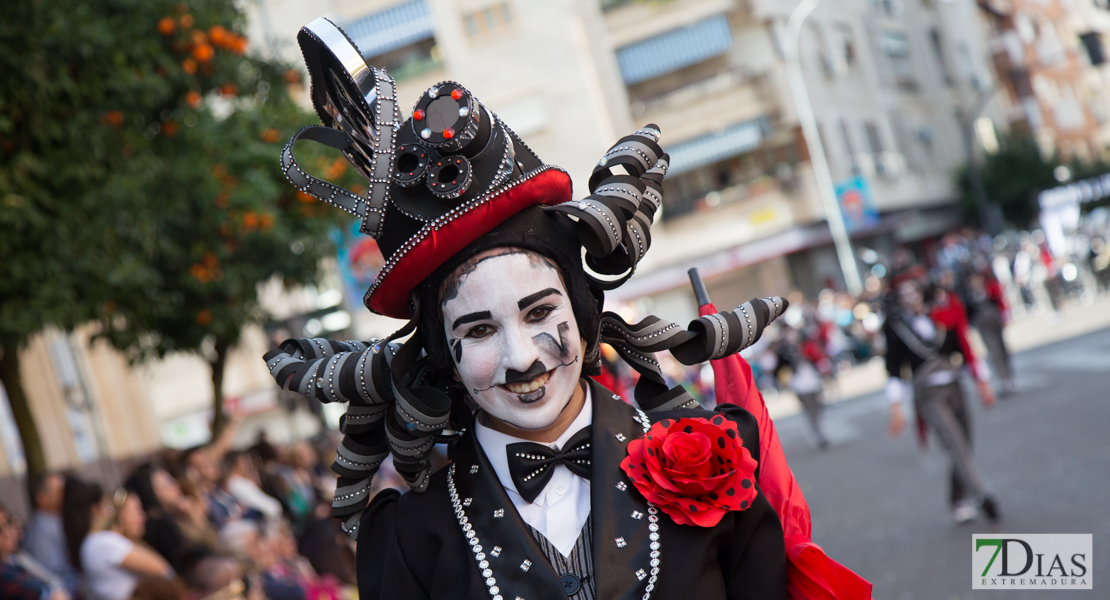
left=474, top=383, right=592, bottom=558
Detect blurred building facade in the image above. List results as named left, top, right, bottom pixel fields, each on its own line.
left=978, top=0, right=1110, bottom=161
left=245, top=0, right=998, bottom=321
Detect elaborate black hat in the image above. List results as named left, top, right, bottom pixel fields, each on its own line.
left=266, top=18, right=788, bottom=536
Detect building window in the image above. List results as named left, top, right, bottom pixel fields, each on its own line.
left=840, top=119, right=857, bottom=175
left=661, top=149, right=785, bottom=220
left=876, top=29, right=916, bottom=91
left=930, top=28, right=953, bottom=86
left=870, top=0, right=902, bottom=17
left=346, top=0, right=439, bottom=81
left=463, top=3, right=514, bottom=40
left=838, top=24, right=856, bottom=67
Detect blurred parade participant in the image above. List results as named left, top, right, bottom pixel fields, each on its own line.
left=775, top=325, right=829, bottom=449
left=21, top=473, right=80, bottom=596
left=260, top=18, right=870, bottom=600
left=1, top=502, right=70, bottom=600
left=965, top=267, right=1015, bottom=394
left=883, top=274, right=999, bottom=524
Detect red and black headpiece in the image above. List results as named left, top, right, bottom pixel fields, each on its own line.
left=267, top=18, right=788, bottom=535
left=283, top=18, right=575, bottom=319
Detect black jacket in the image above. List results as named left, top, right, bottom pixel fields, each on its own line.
left=356, top=379, right=787, bottom=600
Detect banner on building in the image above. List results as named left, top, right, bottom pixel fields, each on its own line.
left=835, top=176, right=879, bottom=232
left=331, top=221, right=385, bottom=307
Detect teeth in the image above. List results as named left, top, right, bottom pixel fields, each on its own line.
left=505, top=371, right=550, bottom=394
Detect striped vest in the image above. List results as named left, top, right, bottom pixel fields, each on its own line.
left=526, top=516, right=596, bottom=600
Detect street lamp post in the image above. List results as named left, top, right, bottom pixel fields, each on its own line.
left=783, top=0, right=864, bottom=296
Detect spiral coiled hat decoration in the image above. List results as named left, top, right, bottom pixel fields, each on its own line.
left=266, top=18, right=789, bottom=538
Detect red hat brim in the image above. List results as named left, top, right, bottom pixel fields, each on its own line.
left=365, top=167, right=573, bottom=319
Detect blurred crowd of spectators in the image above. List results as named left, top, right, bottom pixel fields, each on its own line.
left=1, top=418, right=357, bottom=600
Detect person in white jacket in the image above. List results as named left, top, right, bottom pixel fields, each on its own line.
left=223, top=451, right=283, bottom=523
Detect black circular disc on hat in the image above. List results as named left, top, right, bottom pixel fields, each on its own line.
left=559, top=573, right=581, bottom=595
left=394, top=143, right=432, bottom=188
left=411, top=81, right=479, bottom=152
left=426, top=155, right=472, bottom=200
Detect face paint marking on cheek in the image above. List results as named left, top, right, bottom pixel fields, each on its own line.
left=533, top=321, right=571, bottom=361
left=449, top=339, right=463, bottom=364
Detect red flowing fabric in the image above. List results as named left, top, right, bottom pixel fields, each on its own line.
left=699, top=304, right=872, bottom=600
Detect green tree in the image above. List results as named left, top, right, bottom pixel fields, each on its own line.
left=1, top=0, right=352, bottom=473
left=955, top=133, right=1059, bottom=229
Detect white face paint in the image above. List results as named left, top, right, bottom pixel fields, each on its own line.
left=441, top=250, right=583, bottom=431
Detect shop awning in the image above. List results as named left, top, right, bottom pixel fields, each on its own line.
left=345, top=0, right=434, bottom=60
left=616, top=15, right=733, bottom=85
left=666, top=118, right=768, bottom=176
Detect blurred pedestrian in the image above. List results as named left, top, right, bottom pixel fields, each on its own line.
left=78, top=487, right=173, bottom=600
left=1, top=502, right=70, bottom=600
left=883, top=276, right=1000, bottom=524
left=776, top=326, right=830, bottom=448
left=21, top=472, right=80, bottom=595
left=966, top=269, right=1015, bottom=394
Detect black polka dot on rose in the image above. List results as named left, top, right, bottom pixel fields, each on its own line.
left=741, top=479, right=752, bottom=489
left=689, top=504, right=697, bottom=512
left=683, top=426, right=693, bottom=433
left=726, top=487, right=735, bottom=496
left=661, top=419, right=672, bottom=427
left=712, top=416, right=723, bottom=425
left=709, top=492, right=719, bottom=500
left=717, top=437, right=725, bottom=449
left=740, top=500, right=749, bottom=509
left=726, top=429, right=736, bottom=439
left=647, top=448, right=654, bottom=456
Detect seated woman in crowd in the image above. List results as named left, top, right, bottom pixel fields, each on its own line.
left=65, top=478, right=172, bottom=600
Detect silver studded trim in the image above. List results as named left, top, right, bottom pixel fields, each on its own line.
left=631, top=407, right=661, bottom=600
left=362, top=66, right=400, bottom=238
left=448, top=464, right=504, bottom=600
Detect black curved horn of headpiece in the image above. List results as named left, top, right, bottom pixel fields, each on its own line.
left=548, top=125, right=667, bottom=290
left=280, top=18, right=399, bottom=238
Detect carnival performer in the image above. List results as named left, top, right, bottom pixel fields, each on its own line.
left=883, top=269, right=1000, bottom=524
left=264, top=18, right=871, bottom=600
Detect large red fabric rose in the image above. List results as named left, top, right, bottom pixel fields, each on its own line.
left=620, top=415, right=759, bottom=527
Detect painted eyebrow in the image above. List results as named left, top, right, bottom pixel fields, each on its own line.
left=517, top=288, right=562, bottom=311
left=452, top=310, right=492, bottom=331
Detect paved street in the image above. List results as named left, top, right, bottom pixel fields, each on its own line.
left=774, top=326, right=1110, bottom=600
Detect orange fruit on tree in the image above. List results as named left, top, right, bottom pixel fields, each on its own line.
left=179, top=14, right=194, bottom=28
left=208, top=25, right=228, bottom=46
left=157, top=17, right=175, bottom=36
left=220, top=83, right=238, bottom=96
left=182, top=58, right=197, bottom=74
left=192, top=43, right=214, bottom=62
left=186, top=90, right=202, bottom=108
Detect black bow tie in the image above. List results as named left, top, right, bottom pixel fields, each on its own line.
left=506, top=425, right=593, bottom=504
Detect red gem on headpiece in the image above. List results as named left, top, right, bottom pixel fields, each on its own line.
left=451, top=89, right=463, bottom=101
left=413, top=109, right=425, bottom=120
left=443, top=127, right=455, bottom=140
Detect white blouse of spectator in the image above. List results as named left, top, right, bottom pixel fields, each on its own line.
left=80, top=531, right=136, bottom=600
